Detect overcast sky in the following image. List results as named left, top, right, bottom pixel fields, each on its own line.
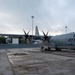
left=0, top=0, right=75, bottom=35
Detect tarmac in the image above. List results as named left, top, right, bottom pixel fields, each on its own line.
left=0, top=48, right=75, bottom=75
left=0, top=49, right=14, bottom=75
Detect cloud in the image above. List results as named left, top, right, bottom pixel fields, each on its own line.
left=0, top=0, right=75, bottom=35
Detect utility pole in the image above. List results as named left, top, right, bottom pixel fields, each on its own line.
left=31, top=16, right=34, bottom=35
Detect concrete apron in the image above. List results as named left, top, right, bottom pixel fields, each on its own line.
left=0, top=50, right=14, bottom=75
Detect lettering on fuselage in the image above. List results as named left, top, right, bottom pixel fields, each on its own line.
left=68, top=38, right=75, bottom=42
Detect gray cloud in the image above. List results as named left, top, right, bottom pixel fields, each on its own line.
left=0, top=0, right=75, bottom=35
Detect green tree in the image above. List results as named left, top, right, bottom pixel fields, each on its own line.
left=0, top=36, right=6, bottom=44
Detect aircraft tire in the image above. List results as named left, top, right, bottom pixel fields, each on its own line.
left=56, top=48, right=61, bottom=51
left=40, top=47, right=44, bottom=51
left=48, top=47, right=51, bottom=51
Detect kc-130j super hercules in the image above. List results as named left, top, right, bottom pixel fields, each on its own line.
left=0, top=26, right=75, bottom=51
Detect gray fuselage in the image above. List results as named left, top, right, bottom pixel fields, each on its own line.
left=50, top=32, right=75, bottom=49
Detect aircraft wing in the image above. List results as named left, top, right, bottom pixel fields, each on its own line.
left=0, top=34, right=24, bottom=38
left=0, top=33, right=52, bottom=42
left=0, top=33, right=42, bottom=38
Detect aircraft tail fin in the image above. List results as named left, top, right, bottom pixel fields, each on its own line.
left=35, top=26, right=39, bottom=36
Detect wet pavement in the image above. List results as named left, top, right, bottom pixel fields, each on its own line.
left=0, top=48, right=75, bottom=75
left=0, top=50, right=14, bottom=75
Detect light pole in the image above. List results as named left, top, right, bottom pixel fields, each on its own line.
left=65, top=26, right=67, bottom=33
left=31, top=16, right=34, bottom=35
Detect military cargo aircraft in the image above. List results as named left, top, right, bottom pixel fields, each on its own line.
left=0, top=26, right=75, bottom=51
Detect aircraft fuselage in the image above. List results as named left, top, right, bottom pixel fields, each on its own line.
left=50, top=32, right=75, bottom=50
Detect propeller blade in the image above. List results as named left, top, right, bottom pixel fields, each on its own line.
left=27, top=30, right=30, bottom=35
left=46, top=31, right=49, bottom=36
left=42, top=30, right=45, bottom=36
left=23, top=29, right=26, bottom=35
left=41, top=30, right=50, bottom=43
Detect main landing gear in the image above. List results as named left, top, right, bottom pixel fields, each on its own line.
left=40, top=47, right=51, bottom=51
left=56, top=48, right=61, bottom=51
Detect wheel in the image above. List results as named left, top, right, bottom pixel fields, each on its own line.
left=40, top=47, right=44, bottom=51
left=56, top=48, right=61, bottom=51
left=48, top=47, right=51, bottom=51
